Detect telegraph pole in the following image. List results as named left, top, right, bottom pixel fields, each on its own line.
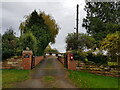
left=76, top=4, right=79, bottom=34
left=73, top=4, right=79, bottom=50
left=76, top=4, right=79, bottom=50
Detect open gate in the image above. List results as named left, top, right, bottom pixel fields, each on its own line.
left=31, top=55, right=35, bottom=69
left=64, top=54, right=68, bottom=68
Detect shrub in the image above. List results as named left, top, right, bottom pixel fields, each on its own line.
left=87, top=53, right=108, bottom=65
left=2, top=28, right=18, bottom=60
left=20, top=32, right=37, bottom=54
left=72, top=50, right=88, bottom=61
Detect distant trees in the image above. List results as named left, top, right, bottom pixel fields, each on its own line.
left=2, top=27, right=37, bottom=60
left=19, top=10, right=60, bottom=55
left=2, top=10, right=59, bottom=60
left=64, top=2, right=120, bottom=64
left=44, top=45, right=59, bottom=53
left=81, top=2, right=120, bottom=63
left=2, top=10, right=59, bottom=59
left=65, top=33, right=98, bottom=62
left=82, top=2, right=120, bottom=42
left=66, top=33, right=96, bottom=50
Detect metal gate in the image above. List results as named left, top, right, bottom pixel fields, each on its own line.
left=64, top=54, right=68, bottom=68
left=31, top=55, right=35, bottom=69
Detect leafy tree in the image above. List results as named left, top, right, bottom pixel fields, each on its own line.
left=25, top=10, right=46, bottom=30
left=82, top=2, right=120, bottom=42
left=66, top=33, right=96, bottom=50
left=20, top=32, right=37, bottom=54
left=15, top=37, right=22, bottom=56
left=44, top=45, right=52, bottom=53
left=19, top=10, right=59, bottom=55
left=44, top=45, right=59, bottom=53
left=19, top=22, right=26, bottom=36
left=51, top=48, right=59, bottom=53
left=41, top=12, right=59, bottom=43
left=2, top=27, right=18, bottom=60
left=71, top=49, right=88, bottom=61
left=100, top=31, right=120, bottom=62
left=29, top=25, right=51, bottom=55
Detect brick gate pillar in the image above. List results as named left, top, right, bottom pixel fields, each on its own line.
left=22, top=50, right=33, bottom=69
left=67, top=51, right=76, bottom=70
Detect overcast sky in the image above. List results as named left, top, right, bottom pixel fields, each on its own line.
left=1, top=0, right=87, bottom=53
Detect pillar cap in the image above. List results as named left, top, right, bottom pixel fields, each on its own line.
left=22, top=50, right=33, bottom=55
left=66, top=50, right=72, bottom=54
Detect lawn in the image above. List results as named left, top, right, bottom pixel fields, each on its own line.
left=2, top=69, right=30, bottom=88
left=68, top=70, right=119, bottom=88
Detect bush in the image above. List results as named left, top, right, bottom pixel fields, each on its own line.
left=87, top=53, right=108, bottom=65
left=2, top=48, right=15, bottom=60
left=20, top=32, right=37, bottom=54
left=2, top=28, right=18, bottom=60
left=108, top=62, right=118, bottom=66
left=73, top=53, right=80, bottom=60
left=72, top=50, right=88, bottom=61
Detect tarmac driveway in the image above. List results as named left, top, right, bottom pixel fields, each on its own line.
left=16, top=56, right=76, bottom=88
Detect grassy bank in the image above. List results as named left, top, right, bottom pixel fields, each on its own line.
left=2, top=69, right=30, bottom=88
left=68, top=70, right=119, bottom=88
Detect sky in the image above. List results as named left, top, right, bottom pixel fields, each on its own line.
left=0, top=0, right=87, bottom=53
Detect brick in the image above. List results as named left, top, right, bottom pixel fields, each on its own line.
left=67, top=52, right=76, bottom=70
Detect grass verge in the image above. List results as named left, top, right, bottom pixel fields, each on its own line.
left=2, top=69, right=30, bottom=88
left=43, top=76, right=55, bottom=83
left=68, top=70, right=119, bottom=88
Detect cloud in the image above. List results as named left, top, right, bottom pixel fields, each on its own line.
left=1, top=0, right=86, bottom=53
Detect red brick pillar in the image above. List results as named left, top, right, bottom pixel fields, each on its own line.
left=67, top=51, right=76, bottom=70
left=22, top=51, right=33, bottom=70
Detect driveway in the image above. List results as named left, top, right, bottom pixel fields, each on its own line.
left=16, top=56, right=76, bottom=88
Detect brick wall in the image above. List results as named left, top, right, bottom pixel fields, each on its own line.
left=35, top=56, right=44, bottom=66
left=22, top=57, right=32, bottom=69
left=57, top=52, right=76, bottom=70
left=2, top=57, right=23, bottom=69
left=2, top=53, right=44, bottom=70
left=68, top=60, right=76, bottom=70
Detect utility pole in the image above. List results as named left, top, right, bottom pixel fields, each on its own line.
left=73, top=4, right=79, bottom=50
left=75, top=4, right=79, bottom=50
left=76, top=4, right=79, bottom=34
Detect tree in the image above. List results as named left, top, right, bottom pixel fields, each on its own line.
left=19, top=22, right=26, bottom=36
left=29, top=25, right=51, bottom=55
left=44, top=45, right=59, bottom=53
left=19, top=10, right=60, bottom=55
left=82, top=2, right=120, bottom=42
left=2, top=27, right=18, bottom=60
left=44, top=45, right=52, bottom=53
left=41, top=12, right=59, bottom=43
left=20, top=32, right=37, bottom=54
left=66, top=33, right=96, bottom=50
left=100, top=31, right=120, bottom=62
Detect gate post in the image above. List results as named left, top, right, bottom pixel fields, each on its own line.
left=22, top=50, right=33, bottom=69
left=66, top=51, right=76, bottom=70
